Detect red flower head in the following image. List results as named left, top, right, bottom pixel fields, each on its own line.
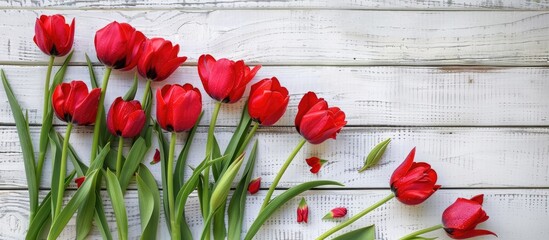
left=248, top=77, right=289, bottom=126
left=52, top=81, right=101, bottom=125
left=323, top=207, right=348, bottom=219
left=106, top=97, right=146, bottom=138
left=138, top=38, right=187, bottom=81
left=295, top=92, right=346, bottom=144
left=198, top=54, right=261, bottom=103
left=390, top=148, right=441, bottom=205
left=442, top=194, right=497, bottom=239
left=150, top=149, right=160, bottom=165
left=297, top=198, right=308, bottom=223
left=247, top=177, right=261, bottom=195
left=94, top=22, right=146, bottom=70
left=306, top=157, right=327, bottom=174
left=75, top=176, right=85, bottom=188
left=156, top=84, right=202, bottom=132
left=33, top=14, right=75, bottom=56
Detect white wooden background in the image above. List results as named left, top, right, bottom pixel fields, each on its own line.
left=1, top=1, right=549, bottom=239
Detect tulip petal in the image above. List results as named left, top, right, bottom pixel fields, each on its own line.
left=73, top=88, right=101, bottom=125
left=390, top=147, right=416, bottom=186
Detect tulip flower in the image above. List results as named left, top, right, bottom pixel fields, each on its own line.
left=306, top=157, right=327, bottom=174
left=34, top=14, right=75, bottom=57
left=52, top=81, right=101, bottom=125
left=248, top=77, right=289, bottom=126
left=400, top=194, right=496, bottom=240
left=297, top=198, right=308, bottom=223
left=107, top=97, right=146, bottom=138
left=138, top=38, right=187, bottom=82
left=75, top=176, right=85, bottom=188
left=316, top=148, right=440, bottom=240
left=323, top=207, right=348, bottom=220
left=150, top=149, right=160, bottom=165
left=156, top=84, right=202, bottom=132
left=248, top=177, right=261, bottom=195
left=95, top=21, right=146, bottom=70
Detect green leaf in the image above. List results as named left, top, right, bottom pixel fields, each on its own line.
left=139, top=81, right=153, bottom=148
left=174, top=112, right=203, bottom=191
left=118, top=137, right=148, bottom=191
left=105, top=169, right=128, bottom=240
left=220, top=105, right=252, bottom=177
left=123, top=73, right=139, bottom=101
left=228, top=141, right=258, bottom=240
left=76, top=183, right=96, bottom=240
left=332, top=225, right=375, bottom=240
left=48, top=132, right=62, bottom=219
left=85, top=53, right=98, bottom=88
left=1, top=69, right=38, bottom=219
left=153, top=123, right=171, bottom=230
left=47, top=170, right=100, bottom=240
left=88, top=142, right=111, bottom=173
left=50, top=51, right=73, bottom=89
left=94, top=191, right=114, bottom=240
left=244, top=180, right=344, bottom=240
left=359, top=138, right=391, bottom=172
left=211, top=135, right=222, bottom=181
left=136, top=164, right=160, bottom=240
left=55, top=131, right=88, bottom=175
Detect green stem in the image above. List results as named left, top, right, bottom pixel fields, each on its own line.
left=260, top=138, right=307, bottom=210
left=399, top=224, right=444, bottom=240
left=53, top=122, right=73, bottom=219
left=316, top=193, right=395, bottom=240
left=36, top=56, right=55, bottom=180
left=168, top=132, right=179, bottom=240
left=115, top=137, right=124, bottom=178
left=236, top=121, right=259, bottom=157
left=141, top=79, right=151, bottom=104
left=90, top=67, right=112, bottom=161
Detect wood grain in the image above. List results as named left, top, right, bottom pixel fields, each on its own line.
left=1, top=126, right=547, bottom=189
left=0, top=189, right=545, bottom=239
left=1, top=66, right=548, bottom=126
left=1, top=10, right=549, bottom=65
left=2, top=0, right=549, bottom=10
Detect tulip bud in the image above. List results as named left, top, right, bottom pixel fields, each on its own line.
left=94, top=22, right=146, bottom=70
left=323, top=207, right=347, bottom=220
left=443, top=194, right=497, bottom=239
left=247, top=177, right=261, bottom=195
left=295, top=92, right=346, bottom=144
left=198, top=54, right=261, bottom=103
left=106, top=97, right=146, bottom=138
left=305, top=157, right=328, bottom=174
left=210, top=154, right=244, bottom=213
left=75, top=176, right=85, bottom=188
left=137, top=38, right=187, bottom=81
left=150, top=149, right=160, bottom=165
left=156, top=84, right=202, bottom=132
left=52, top=81, right=101, bottom=125
left=34, top=14, right=75, bottom=56
left=248, top=77, right=289, bottom=126
left=297, top=197, right=308, bottom=223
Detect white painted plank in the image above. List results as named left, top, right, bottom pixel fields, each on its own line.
left=1, top=66, right=548, bottom=126
left=1, top=10, right=549, bottom=65
left=1, top=126, right=548, bottom=189
left=0, top=189, right=546, bottom=239
left=2, top=0, right=549, bottom=10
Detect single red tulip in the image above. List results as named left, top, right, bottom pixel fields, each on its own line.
left=150, top=149, right=160, bottom=165
left=137, top=38, right=187, bottom=81
left=323, top=207, right=347, bottom=219
left=156, top=84, right=202, bottom=132
left=106, top=97, right=146, bottom=138
left=390, top=148, right=440, bottom=205
left=443, top=194, right=497, bottom=239
left=247, top=177, right=261, bottom=195
left=95, top=22, right=146, bottom=70
left=75, top=176, right=85, bottom=188
left=248, top=77, right=289, bottom=126
left=295, top=92, right=346, bottom=144
left=33, top=14, right=75, bottom=56
left=52, top=81, right=101, bottom=125
left=198, top=54, right=261, bottom=103
left=306, top=157, right=327, bottom=174
left=297, top=198, right=308, bottom=223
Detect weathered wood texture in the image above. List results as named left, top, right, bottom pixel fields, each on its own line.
left=2, top=0, right=549, bottom=10
left=0, top=189, right=546, bottom=239
left=2, top=66, right=549, bottom=126
left=2, top=10, right=549, bottom=65
left=1, top=126, right=548, bottom=189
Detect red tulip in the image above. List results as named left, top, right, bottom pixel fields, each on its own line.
left=323, top=207, right=347, bottom=219
left=247, top=177, right=261, bottom=195
left=95, top=22, right=146, bottom=70
left=306, top=157, right=327, bottom=174
left=150, top=149, right=160, bottom=165
left=443, top=194, right=497, bottom=239
left=33, top=14, right=75, bottom=56
left=297, top=198, right=308, bottom=223
left=137, top=38, right=187, bottom=81
left=248, top=77, right=289, bottom=126
left=52, top=81, right=101, bottom=125
left=75, top=176, right=85, bottom=188
left=106, top=97, right=146, bottom=138
left=295, top=92, right=346, bottom=144
left=156, top=84, right=202, bottom=132
left=198, top=54, right=261, bottom=103
left=390, top=148, right=440, bottom=205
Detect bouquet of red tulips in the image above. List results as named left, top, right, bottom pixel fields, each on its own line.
left=0, top=13, right=498, bottom=240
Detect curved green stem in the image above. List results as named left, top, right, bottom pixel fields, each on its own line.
left=399, top=224, right=443, bottom=240
left=115, top=137, right=124, bottom=177
left=36, top=56, right=55, bottom=185
left=260, top=138, right=307, bottom=210
left=316, top=193, right=395, bottom=240
left=53, top=122, right=73, bottom=219
left=141, top=79, right=151, bottom=104
left=90, top=67, right=112, bottom=161
left=236, top=121, right=259, bottom=157
left=168, top=132, right=179, bottom=240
